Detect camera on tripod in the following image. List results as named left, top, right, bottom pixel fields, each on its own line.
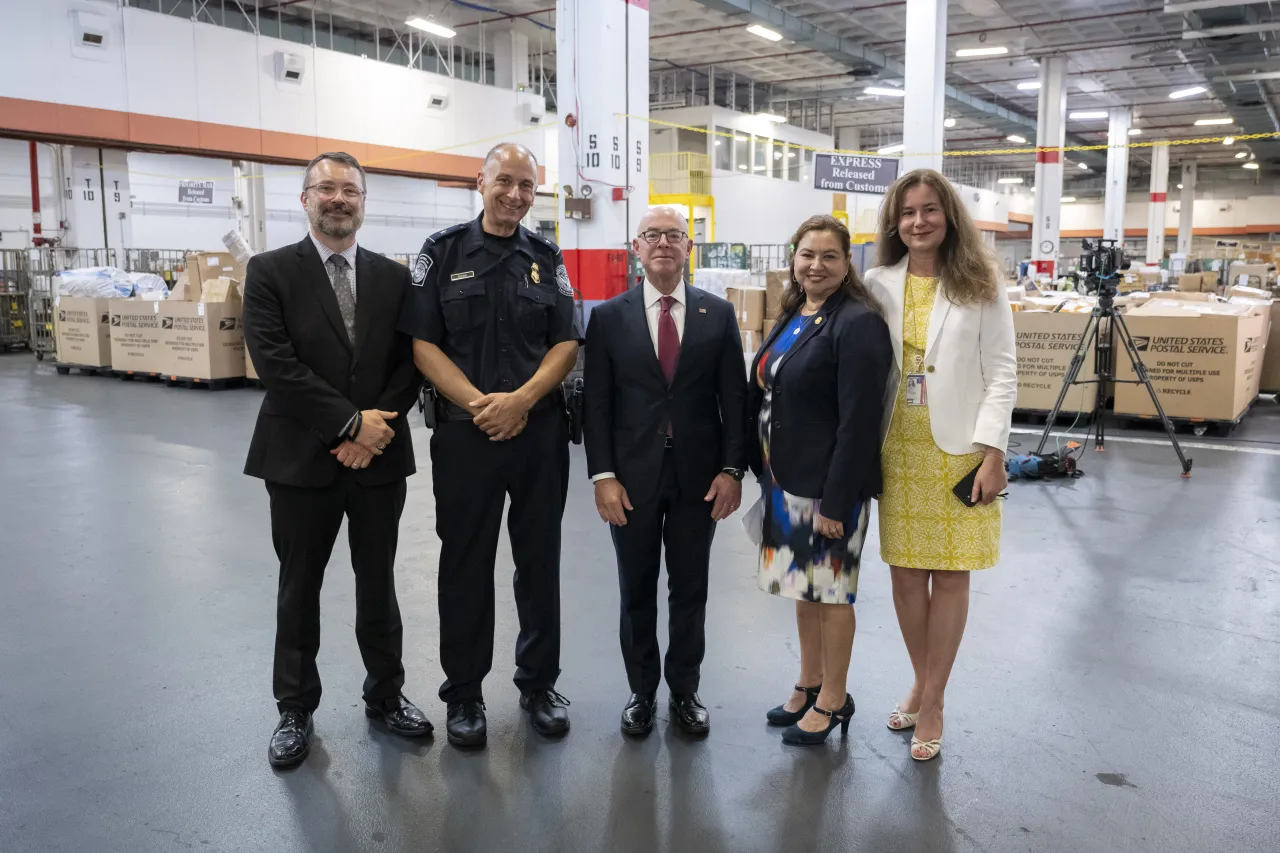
left=1074, top=238, right=1131, bottom=295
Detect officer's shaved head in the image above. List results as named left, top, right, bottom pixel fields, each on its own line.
left=637, top=205, right=689, bottom=236
left=482, top=143, right=539, bottom=175
left=478, top=143, right=539, bottom=235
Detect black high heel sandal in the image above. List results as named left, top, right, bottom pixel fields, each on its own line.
left=781, top=694, right=854, bottom=746
left=766, top=684, right=822, bottom=726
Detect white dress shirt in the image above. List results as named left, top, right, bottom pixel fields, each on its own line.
left=593, top=278, right=686, bottom=484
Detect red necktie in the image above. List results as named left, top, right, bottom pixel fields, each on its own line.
left=658, top=295, right=679, bottom=385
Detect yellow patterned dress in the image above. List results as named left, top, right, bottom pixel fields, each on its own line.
left=878, top=274, right=1001, bottom=571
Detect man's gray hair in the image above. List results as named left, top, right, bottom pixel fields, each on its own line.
left=637, top=205, right=689, bottom=235
left=483, top=142, right=539, bottom=173
left=303, top=151, right=367, bottom=191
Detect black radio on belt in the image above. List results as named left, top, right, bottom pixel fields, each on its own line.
left=418, top=382, right=438, bottom=429
left=565, top=377, right=584, bottom=445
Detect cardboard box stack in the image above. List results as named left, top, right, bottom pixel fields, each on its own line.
left=54, top=296, right=113, bottom=367
left=727, top=284, right=766, bottom=337
left=1227, top=286, right=1280, bottom=392
left=1012, top=307, right=1098, bottom=413
left=185, top=251, right=246, bottom=294
left=109, top=298, right=166, bottom=375
left=159, top=276, right=245, bottom=381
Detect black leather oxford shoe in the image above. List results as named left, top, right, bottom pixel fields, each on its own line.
left=520, top=689, right=571, bottom=737
left=445, top=700, right=487, bottom=748
left=670, top=693, right=710, bottom=735
left=365, top=694, right=433, bottom=738
left=268, top=709, right=314, bottom=768
left=620, top=692, right=658, bottom=736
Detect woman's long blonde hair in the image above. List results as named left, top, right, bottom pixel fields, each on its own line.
left=876, top=169, right=998, bottom=305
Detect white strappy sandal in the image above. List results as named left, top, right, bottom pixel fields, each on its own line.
left=910, top=735, right=942, bottom=761
left=887, top=707, right=919, bottom=731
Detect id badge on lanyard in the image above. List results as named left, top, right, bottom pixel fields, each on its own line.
left=906, top=355, right=927, bottom=407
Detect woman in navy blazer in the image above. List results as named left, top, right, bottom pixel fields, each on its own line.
left=747, top=215, right=893, bottom=746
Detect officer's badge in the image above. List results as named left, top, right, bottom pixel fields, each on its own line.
left=556, top=263, right=573, bottom=297
left=412, top=254, right=432, bottom=286
left=530, top=262, right=540, bottom=284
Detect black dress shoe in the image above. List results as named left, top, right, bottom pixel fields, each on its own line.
left=520, top=689, right=571, bottom=737
left=620, top=692, right=658, bottom=736
left=445, top=700, right=487, bottom=748
left=365, top=694, right=433, bottom=738
left=268, top=709, right=314, bottom=768
left=670, top=693, right=710, bottom=735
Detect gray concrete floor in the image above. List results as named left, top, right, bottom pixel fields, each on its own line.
left=1, top=354, right=1278, bottom=853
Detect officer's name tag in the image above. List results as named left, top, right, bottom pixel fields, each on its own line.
left=450, top=271, right=475, bottom=282
left=905, top=374, right=928, bottom=407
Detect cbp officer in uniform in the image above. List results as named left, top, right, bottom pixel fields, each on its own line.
left=398, top=143, right=582, bottom=748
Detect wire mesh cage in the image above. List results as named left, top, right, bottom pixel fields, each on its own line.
left=27, top=248, right=120, bottom=359
left=123, top=249, right=191, bottom=283
left=0, top=249, right=32, bottom=351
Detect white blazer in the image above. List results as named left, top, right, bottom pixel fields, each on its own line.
left=864, top=256, right=1017, bottom=455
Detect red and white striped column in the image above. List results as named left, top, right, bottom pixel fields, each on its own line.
left=1145, top=141, right=1170, bottom=264
left=556, top=0, right=649, bottom=317
left=1030, top=56, right=1066, bottom=278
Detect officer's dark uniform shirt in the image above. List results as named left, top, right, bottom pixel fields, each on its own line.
left=397, top=214, right=583, bottom=415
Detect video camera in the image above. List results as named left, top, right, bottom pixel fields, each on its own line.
left=1075, top=238, right=1131, bottom=295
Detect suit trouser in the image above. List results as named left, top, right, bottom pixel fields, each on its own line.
left=610, top=449, right=717, bottom=696
left=431, top=407, right=570, bottom=704
left=267, top=475, right=408, bottom=713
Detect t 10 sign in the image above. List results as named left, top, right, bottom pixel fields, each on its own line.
left=813, top=154, right=900, bottom=195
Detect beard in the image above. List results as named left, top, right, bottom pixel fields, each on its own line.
left=309, top=200, right=363, bottom=239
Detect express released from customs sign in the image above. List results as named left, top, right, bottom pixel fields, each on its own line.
left=812, top=154, right=900, bottom=195
left=178, top=180, right=215, bottom=205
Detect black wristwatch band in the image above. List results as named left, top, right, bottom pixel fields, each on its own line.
left=722, top=467, right=745, bottom=481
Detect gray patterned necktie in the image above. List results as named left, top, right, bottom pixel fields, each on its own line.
left=327, top=254, right=356, bottom=343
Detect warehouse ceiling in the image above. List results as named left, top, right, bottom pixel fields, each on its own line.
left=194, top=0, right=1280, bottom=190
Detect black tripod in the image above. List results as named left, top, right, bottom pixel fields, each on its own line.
left=1034, top=277, right=1193, bottom=477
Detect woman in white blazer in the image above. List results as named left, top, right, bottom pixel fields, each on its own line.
left=863, top=169, right=1016, bottom=761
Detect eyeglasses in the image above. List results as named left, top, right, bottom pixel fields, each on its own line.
left=638, top=229, right=688, bottom=245
left=305, top=183, right=366, bottom=200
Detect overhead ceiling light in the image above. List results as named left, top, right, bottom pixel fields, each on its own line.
left=997, top=177, right=1024, bottom=184
left=1016, top=81, right=1041, bottom=91
left=864, top=86, right=907, bottom=97
left=714, top=140, right=722, bottom=146
left=1177, top=183, right=1184, bottom=189
left=1006, top=135, right=1027, bottom=144
left=944, top=117, right=957, bottom=128
left=955, top=46, right=1009, bottom=57
left=405, top=17, right=456, bottom=39
left=1031, top=186, right=1037, bottom=192
left=746, top=24, right=783, bottom=42
left=877, top=143, right=905, bottom=155
left=1061, top=196, right=1077, bottom=203
left=788, top=151, right=797, bottom=158
left=1194, top=117, right=1233, bottom=125
left=1223, top=136, right=1235, bottom=145
left=1235, top=151, right=1248, bottom=159
left=1069, top=111, right=1109, bottom=120
left=1169, top=85, right=1207, bottom=99
left=1243, top=161, right=1260, bottom=170
left=755, top=112, right=787, bottom=123
left=738, top=164, right=748, bottom=170
left=1078, top=162, right=1089, bottom=169
left=1128, top=128, right=1143, bottom=136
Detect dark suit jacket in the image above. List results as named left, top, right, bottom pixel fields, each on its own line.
left=242, top=236, right=422, bottom=488
left=584, top=283, right=748, bottom=507
left=747, top=291, right=893, bottom=522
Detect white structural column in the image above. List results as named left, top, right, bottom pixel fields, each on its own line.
left=493, top=29, right=530, bottom=90
left=1177, top=162, right=1197, bottom=255
left=233, top=161, right=267, bottom=254
left=1145, top=142, right=1170, bottom=263
left=1102, top=107, right=1132, bottom=244
left=901, top=0, right=947, bottom=173
left=556, top=0, right=649, bottom=312
left=1030, top=57, right=1066, bottom=277
left=58, top=146, right=132, bottom=251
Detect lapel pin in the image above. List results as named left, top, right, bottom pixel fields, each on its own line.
left=815, top=316, right=823, bottom=325
left=530, top=262, right=540, bottom=284
left=699, top=307, right=707, bottom=313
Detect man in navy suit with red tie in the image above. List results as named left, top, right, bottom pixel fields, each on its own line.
left=583, top=206, right=748, bottom=736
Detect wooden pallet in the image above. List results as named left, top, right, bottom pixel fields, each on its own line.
left=117, top=370, right=164, bottom=383
left=163, top=375, right=246, bottom=391
left=54, top=362, right=115, bottom=377
left=1113, top=398, right=1256, bottom=438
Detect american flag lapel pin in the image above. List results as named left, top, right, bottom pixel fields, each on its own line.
left=699, top=307, right=707, bottom=313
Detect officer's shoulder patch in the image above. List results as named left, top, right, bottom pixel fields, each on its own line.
left=411, top=253, right=432, bottom=286
left=556, top=263, right=573, bottom=297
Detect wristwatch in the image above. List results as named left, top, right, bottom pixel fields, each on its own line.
left=722, top=467, right=745, bottom=482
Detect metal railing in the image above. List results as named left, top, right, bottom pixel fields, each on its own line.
left=650, top=153, right=713, bottom=197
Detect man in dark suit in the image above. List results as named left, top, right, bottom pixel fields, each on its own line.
left=243, top=152, right=430, bottom=769
left=583, top=206, right=748, bottom=736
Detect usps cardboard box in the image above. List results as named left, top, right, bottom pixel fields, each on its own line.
left=1114, top=301, right=1268, bottom=421
left=185, top=251, right=246, bottom=291
left=54, top=296, right=112, bottom=366
left=764, top=269, right=789, bottom=319
left=1259, top=300, right=1280, bottom=392
left=158, top=279, right=245, bottom=380
left=1012, top=310, right=1097, bottom=413
left=726, top=286, right=765, bottom=333
left=109, top=299, right=166, bottom=374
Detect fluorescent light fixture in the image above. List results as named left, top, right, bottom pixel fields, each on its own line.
left=1060, top=196, right=1077, bottom=203
left=738, top=164, right=748, bottom=170
left=788, top=151, right=797, bottom=158
left=1078, top=162, right=1089, bottom=169
left=774, top=151, right=782, bottom=160
left=1194, top=117, right=1233, bottom=125
left=865, top=86, right=907, bottom=97
left=1223, top=136, right=1235, bottom=145
left=1031, top=187, right=1037, bottom=192
left=944, top=117, right=957, bottom=128
left=756, top=112, right=787, bottom=123
left=1168, top=85, right=1207, bottom=99
left=1069, top=111, right=1109, bottom=120
left=1006, top=135, right=1027, bottom=144
left=713, top=140, right=722, bottom=146
left=877, top=143, right=905, bottom=155
left=1128, top=128, right=1142, bottom=136
left=1235, top=151, right=1248, bottom=159
left=1177, top=183, right=1183, bottom=189
left=1016, top=81, right=1041, bottom=91
left=955, top=46, right=1008, bottom=57
left=746, top=24, right=783, bottom=42
left=997, top=177, right=1024, bottom=184
left=405, top=17, right=456, bottom=39
left=1243, top=161, right=1260, bottom=170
